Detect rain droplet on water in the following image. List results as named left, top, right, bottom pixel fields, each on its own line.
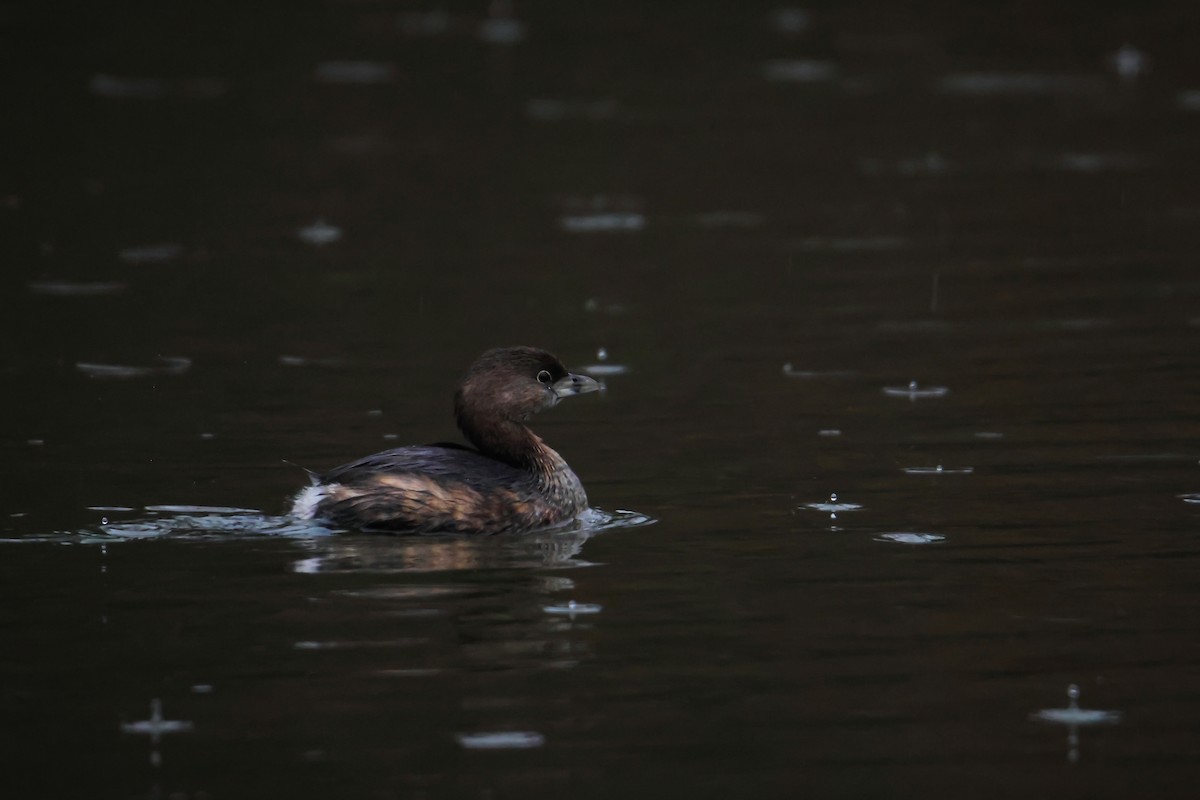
left=882, top=381, right=950, bottom=399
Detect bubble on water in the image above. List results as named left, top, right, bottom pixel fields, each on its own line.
left=597, top=347, right=607, bottom=361
left=101, top=517, right=108, bottom=525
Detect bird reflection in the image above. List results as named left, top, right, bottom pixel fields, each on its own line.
left=287, top=527, right=603, bottom=674
left=291, top=527, right=593, bottom=575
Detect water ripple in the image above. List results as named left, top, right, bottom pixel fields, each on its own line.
left=4, top=506, right=650, bottom=549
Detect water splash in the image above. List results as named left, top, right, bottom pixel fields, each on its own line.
left=560, top=213, right=645, bottom=232
left=1030, top=684, right=1122, bottom=763
left=90, top=74, right=168, bottom=99
left=456, top=731, right=544, bottom=750
left=76, top=356, right=191, bottom=379
left=526, top=98, right=618, bottom=122
left=782, top=364, right=856, bottom=379
left=90, top=74, right=225, bottom=100
left=477, top=0, right=525, bottom=45
left=1, top=508, right=332, bottom=545
left=120, top=699, right=194, bottom=743
left=580, top=347, right=629, bottom=376
left=938, top=72, right=1106, bottom=96
left=1108, top=44, right=1149, bottom=83
left=859, top=152, right=951, bottom=177
left=693, top=211, right=763, bottom=229
left=1178, top=90, right=1200, bottom=111
left=804, top=493, right=863, bottom=519
left=118, top=243, right=183, bottom=264
left=29, top=280, right=125, bottom=297
left=313, top=62, right=396, bottom=85
left=793, top=236, right=905, bottom=253
left=1031, top=684, right=1122, bottom=726
left=398, top=10, right=451, bottom=36
left=769, top=8, right=810, bottom=35
left=902, top=465, right=974, bottom=475
left=875, top=532, right=945, bottom=545
left=297, top=219, right=342, bottom=245
left=762, top=59, right=837, bottom=83
left=544, top=600, right=603, bottom=617
left=278, top=354, right=344, bottom=368
left=882, top=381, right=949, bottom=400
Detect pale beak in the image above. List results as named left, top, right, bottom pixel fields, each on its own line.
left=551, top=372, right=602, bottom=400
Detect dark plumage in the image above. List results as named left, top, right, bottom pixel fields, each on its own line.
left=290, top=346, right=601, bottom=533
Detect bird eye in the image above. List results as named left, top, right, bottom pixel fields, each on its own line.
left=536, top=369, right=553, bottom=386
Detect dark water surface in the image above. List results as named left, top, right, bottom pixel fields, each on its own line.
left=3, top=2, right=1200, bottom=798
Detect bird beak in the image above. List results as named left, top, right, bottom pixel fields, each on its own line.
left=552, top=372, right=602, bottom=399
